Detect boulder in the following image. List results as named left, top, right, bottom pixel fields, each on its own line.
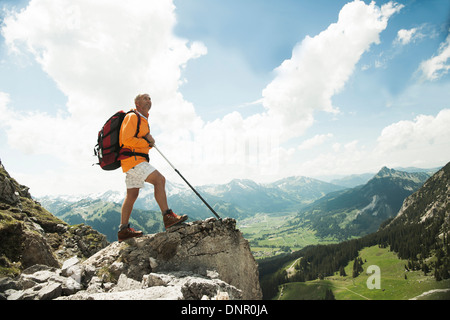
left=2, top=218, right=262, bottom=300
left=83, top=218, right=262, bottom=299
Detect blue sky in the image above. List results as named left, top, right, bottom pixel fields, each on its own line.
left=1, top=0, right=450, bottom=197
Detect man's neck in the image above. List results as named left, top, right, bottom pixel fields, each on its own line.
left=135, top=108, right=148, bottom=119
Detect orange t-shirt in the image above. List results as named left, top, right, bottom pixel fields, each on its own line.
left=119, top=109, right=151, bottom=172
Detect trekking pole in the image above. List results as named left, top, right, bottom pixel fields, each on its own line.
left=153, top=145, right=222, bottom=220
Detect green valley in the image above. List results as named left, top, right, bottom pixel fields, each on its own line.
left=276, top=245, right=450, bottom=300
left=259, top=162, right=450, bottom=300
left=238, top=212, right=337, bottom=258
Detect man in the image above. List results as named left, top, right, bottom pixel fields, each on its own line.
left=118, top=93, right=188, bottom=242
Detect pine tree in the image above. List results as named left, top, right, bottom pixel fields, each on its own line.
left=324, top=288, right=336, bottom=300
left=352, top=257, right=363, bottom=278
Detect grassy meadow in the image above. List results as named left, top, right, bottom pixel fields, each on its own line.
left=276, top=245, right=450, bottom=300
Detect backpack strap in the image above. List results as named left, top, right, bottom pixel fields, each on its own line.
left=119, top=149, right=149, bottom=162
left=126, top=110, right=141, bottom=138
left=119, top=110, right=142, bottom=147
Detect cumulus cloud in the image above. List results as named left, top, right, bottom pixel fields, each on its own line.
left=0, top=0, right=405, bottom=194
left=0, top=92, right=10, bottom=110
left=1, top=0, right=206, bottom=162
left=299, top=109, right=450, bottom=177
left=298, top=134, right=333, bottom=151
left=262, top=0, right=403, bottom=141
left=395, top=28, right=419, bottom=45
left=290, top=109, right=450, bottom=179
left=375, top=109, right=450, bottom=163
left=191, top=0, right=403, bottom=179
left=418, top=34, right=450, bottom=81
left=195, top=0, right=403, bottom=181
left=0, top=0, right=208, bottom=194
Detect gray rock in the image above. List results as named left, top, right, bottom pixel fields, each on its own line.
left=57, top=271, right=241, bottom=300
left=3, top=218, right=261, bottom=300
left=61, top=256, right=80, bottom=276
left=0, top=277, right=20, bottom=292
left=37, top=282, right=62, bottom=300
left=112, top=274, right=142, bottom=292
left=81, top=218, right=261, bottom=299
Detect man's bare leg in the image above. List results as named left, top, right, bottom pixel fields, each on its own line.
left=118, top=187, right=143, bottom=242
left=121, top=188, right=139, bottom=226
left=145, top=170, right=188, bottom=229
left=145, top=170, right=169, bottom=213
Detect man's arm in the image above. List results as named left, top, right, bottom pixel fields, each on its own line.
left=144, top=133, right=155, bottom=147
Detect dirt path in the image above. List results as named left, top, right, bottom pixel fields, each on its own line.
left=286, top=257, right=301, bottom=278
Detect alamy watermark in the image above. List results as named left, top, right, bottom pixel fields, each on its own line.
left=366, top=265, right=381, bottom=290
left=168, top=123, right=282, bottom=177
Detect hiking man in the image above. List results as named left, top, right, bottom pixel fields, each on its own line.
left=118, top=93, right=188, bottom=242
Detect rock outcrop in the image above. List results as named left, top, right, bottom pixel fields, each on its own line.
left=2, top=218, right=262, bottom=300
left=83, top=218, right=261, bottom=299
left=0, top=162, right=262, bottom=300
left=0, top=163, right=109, bottom=275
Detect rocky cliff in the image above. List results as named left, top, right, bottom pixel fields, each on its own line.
left=391, top=161, right=450, bottom=227
left=0, top=162, right=262, bottom=300
left=2, top=218, right=262, bottom=300
left=0, top=162, right=109, bottom=275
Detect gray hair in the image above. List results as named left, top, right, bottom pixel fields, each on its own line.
left=134, top=93, right=150, bottom=106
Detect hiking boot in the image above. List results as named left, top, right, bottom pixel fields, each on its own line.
left=118, top=224, right=143, bottom=242
left=163, top=209, right=188, bottom=229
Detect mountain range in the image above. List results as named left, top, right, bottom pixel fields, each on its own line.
left=39, top=175, right=345, bottom=241
left=290, top=166, right=433, bottom=240
left=38, top=166, right=437, bottom=243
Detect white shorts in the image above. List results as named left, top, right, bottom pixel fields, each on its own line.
left=125, top=162, right=156, bottom=189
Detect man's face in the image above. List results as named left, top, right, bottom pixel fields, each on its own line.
left=137, top=94, right=152, bottom=113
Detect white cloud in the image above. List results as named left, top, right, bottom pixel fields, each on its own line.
left=418, top=34, right=450, bottom=81
left=0, top=0, right=405, bottom=195
left=146, top=0, right=404, bottom=185
left=0, top=92, right=10, bottom=111
left=375, top=109, right=450, bottom=166
left=262, top=0, right=403, bottom=141
left=0, top=0, right=207, bottom=195
left=291, top=139, right=375, bottom=179
left=395, top=28, right=418, bottom=45
left=1, top=0, right=206, bottom=131
left=287, top=109, right=450, bottom=179
left=298, top=134, right=333, bottom=151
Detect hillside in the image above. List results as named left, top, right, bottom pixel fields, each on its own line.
left=0, top=163, right=108, bottom=277
left=259, top=162, right=450, bottom=300
left=289, top=167, right=432, bottom=240
left=278, top=245, right=450, bottom=300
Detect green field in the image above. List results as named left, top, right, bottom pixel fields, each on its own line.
left=276, top=245, right=450, bottom=300
left=237, top=212, right=337, bottom=258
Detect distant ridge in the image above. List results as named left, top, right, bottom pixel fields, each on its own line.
left=290, top=166, right=433, bottom=240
